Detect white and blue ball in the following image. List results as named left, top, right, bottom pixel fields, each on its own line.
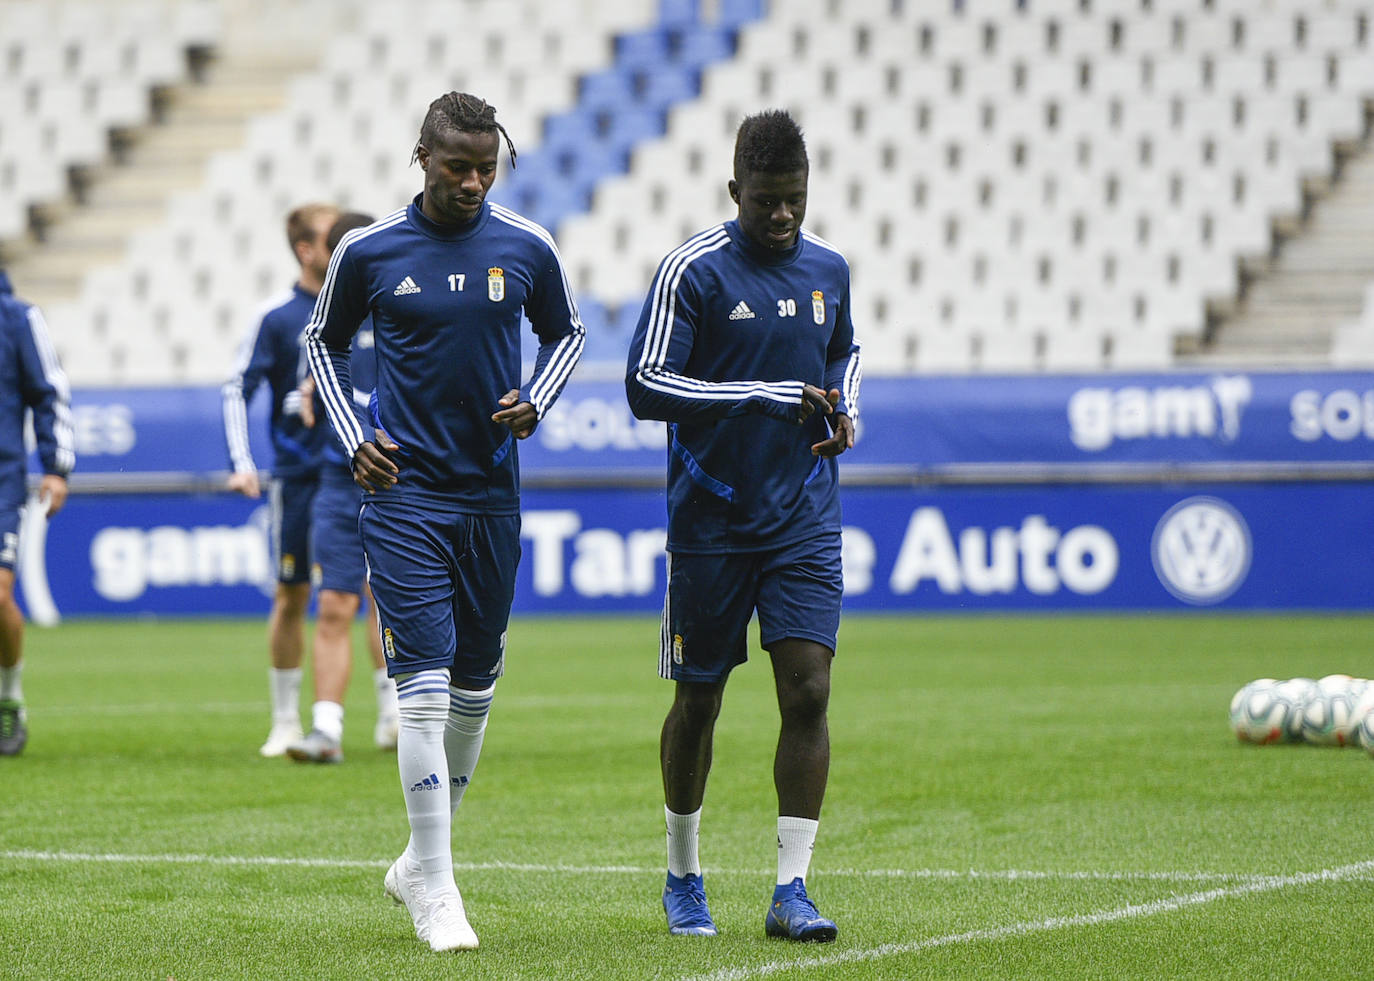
left=1349, top=685, right=1374, bottom=755
left=1229, top=679, right=1292, bottom=745
left=1298, top=674, right=1368, bottom=747
left=1273, top=677, right=1320, bottom=742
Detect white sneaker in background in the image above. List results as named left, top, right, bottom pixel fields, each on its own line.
left=259, top=721, right=304, bottom=758
left=374, top=714, right=399, bottom=751
left=286, top=728, right=344, bottom=763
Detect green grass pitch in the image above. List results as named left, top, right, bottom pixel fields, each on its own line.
left=2, top=613, right=1373, bottom=978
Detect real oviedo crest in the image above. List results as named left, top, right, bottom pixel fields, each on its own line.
left=812, top=290, right=825, bottom=325
left=488, top=267, right=505, bottom=302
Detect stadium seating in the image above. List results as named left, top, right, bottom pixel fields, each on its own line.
left=7, top=0, right=1374, bottom=384
left=0, top=0, right=220, bottom=241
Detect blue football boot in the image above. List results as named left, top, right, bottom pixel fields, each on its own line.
left=663, top=871, right=718, bottom=936
left=765, top=877, right=837, bottom=942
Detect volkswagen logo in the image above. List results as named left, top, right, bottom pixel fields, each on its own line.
left=1151, top=497, right=1252, bottom=605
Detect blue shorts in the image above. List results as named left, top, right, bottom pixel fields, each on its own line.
left=359, top=499, right=520, bottom=687
left=310, top=469, right=366, bottom=595
left=0, top=507, right=18, bottom=572
left=270, top=474, right=318, bottom=585
left=659, top=533, right=843, bottom=683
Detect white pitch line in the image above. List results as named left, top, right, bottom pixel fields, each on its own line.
left=0, top=850, right=1277, bottom=883
left=685, top=859, right=1374, bottom=981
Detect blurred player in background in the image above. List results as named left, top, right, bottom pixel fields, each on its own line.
left=625, top=109, right=861, bottom=942
left=0, top=269, right=74, bottom=756
left=287, top=211, right=399, bottom=763
left=221, top=202, right=338, bottom=757
left=306, top=91, right=585, bottom=954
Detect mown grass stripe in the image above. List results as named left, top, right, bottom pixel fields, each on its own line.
left=687, top=859, right=1374, bottom=981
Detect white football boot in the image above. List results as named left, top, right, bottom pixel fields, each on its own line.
left=420, top=888, right=479, bottom=952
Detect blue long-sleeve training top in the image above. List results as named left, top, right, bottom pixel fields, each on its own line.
left=626, top=219, right=862, bottom=553
left=0, top=289, right=75, bottom=508
left=222, top=284, right=328, bottom=480
left=305, top=197, right=585, bottom=512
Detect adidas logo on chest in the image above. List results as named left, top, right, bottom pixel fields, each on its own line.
left=393, top=276, right=422, bottom=296
left=728, top=300, right=756, bottom=321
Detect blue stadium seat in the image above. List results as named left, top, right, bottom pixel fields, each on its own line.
left=672, top=27, right=735, bottom=70
left=634, top=67, right=698, bottom=110
left=599, top=104, right=666, bottom=153
left=616, top=32, right=671, bottom=69
left=658, top=0, right=698, bottom=29
left=579, top=70, right=637, bottom=110
left=542, top=108, right=600, bottom=149
left=716, top=0, right=764, bottom=29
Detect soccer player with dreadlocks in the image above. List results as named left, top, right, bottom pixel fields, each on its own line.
left=626, top=109, right=862, bottom=943
left=305, top=92, right=585, bottom=953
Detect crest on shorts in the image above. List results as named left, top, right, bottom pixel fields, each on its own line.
left=811, top=290, right=826, bottom=325
left=488, top=267, right=505, bottom=302
left=383, top=627, right=396, bottom=660
left=280, top=553, right=296, bottom=579
left=672, top=634, right=684, bottom=665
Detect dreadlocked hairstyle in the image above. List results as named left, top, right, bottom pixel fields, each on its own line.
left=412, top=91, right=518, bottom=170
left=732, top=109, right=808, bottom=181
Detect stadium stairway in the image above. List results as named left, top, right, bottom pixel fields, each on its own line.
left=1183, top=138, right=1374, bottom=367
left=2, top=0, right=346, bottom=315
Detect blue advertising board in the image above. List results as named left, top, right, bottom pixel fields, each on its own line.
left=18, top=481, right=1374, bottom=618
left=18, top=370, right=1374, bottom=617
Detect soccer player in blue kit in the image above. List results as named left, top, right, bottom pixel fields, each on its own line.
left=625, top=110, right=862, bottom=943
left=306, top=92, right=584, bottom=953
left=222, top=202, right=338, bottom=757
left=287, top=211, right=399, bottom=763
left=0, top=270, right=74, bottom=756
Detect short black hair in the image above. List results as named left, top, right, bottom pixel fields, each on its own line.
left=412, top=91, right=517, bottom=169
left=326, top=211, right=373, bottom=253
left=732, top=109, right=808, bottom=181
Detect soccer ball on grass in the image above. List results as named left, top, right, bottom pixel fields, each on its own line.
left=1229, top=679, right=1294, bottom=745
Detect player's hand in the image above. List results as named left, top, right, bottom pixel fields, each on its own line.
left=38, top=474, right=68, bottom=518
left=298, top=377, right=316, bottom=428
left=797, top=384, right=837, bottom=424
left=352, top=429, right=400, bottom=493
left=811, top=412, right=855, bottom=457
left=492, top=389, right=538, bottom=439
left=227, top=470, right=261, bottom=499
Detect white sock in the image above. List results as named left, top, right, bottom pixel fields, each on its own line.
left=445, top=683, right=493, bottom=818
left=666, top=806, right=702, bottom=878
left=269, top=667, right=302, bottom=725
left=311, top=700, right=344, bottom=742
left=375, top=668, right=398, bottom=720
left=396, top=669, right=457, bottom=897
left=777, top=816, right=819, bottom=885
left=0, top=662, right=22, bottom=703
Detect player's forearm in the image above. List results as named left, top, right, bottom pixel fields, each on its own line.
left=626, top=368, right=802, bottom=423
left=306, top=337, right=365, bottom=458
left=524, top=325, right=585, bottom=418
left=823, top=347, right=862, bottom=423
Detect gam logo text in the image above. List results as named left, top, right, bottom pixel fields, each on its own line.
left=1068, top=376, right=1251, bottom=451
